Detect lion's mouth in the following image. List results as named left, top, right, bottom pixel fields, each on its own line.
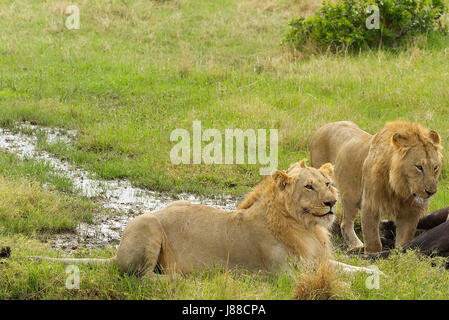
left=312, top=211, right=334, bottom=218
left=413, top=193, right=431, bottom=200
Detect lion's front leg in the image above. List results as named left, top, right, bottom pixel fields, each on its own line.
left=361, top=205, right=382, bottom=253
left=329, top=259, right=384, bottom=276
left=395, top=211, right=420, bottom=247
left=340, top=198, right=364, bottom=250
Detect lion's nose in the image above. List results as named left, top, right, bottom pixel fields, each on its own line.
left=425, top=189, right=436, bottom=197
left=324, top=200, right=337, bottom=208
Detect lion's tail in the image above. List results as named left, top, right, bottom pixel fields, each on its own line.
left=26, top=256, right=115, bottom=265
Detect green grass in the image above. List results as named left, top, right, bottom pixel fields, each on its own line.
left=0, top=151, right=99, bottom=235
left=2, top=0, right=449, bottom=196
left=0, top=151, right=73, bottom=193
left=2, top=0, right=449, bottom=300
left=3, top=235, right=449, bottom=300
left=0, top=176, right=96, bottom=235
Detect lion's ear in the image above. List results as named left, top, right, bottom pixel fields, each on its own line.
left=392, top=133, right=411, bottom=149
left=319, top=163, right=334, bottom=178
left=272, top=170, right=289, bottom=190
left=429, top=130, right=441, bottom=145
left=299, top=159, right=307, bottom=168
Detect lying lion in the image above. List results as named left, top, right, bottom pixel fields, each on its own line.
left=311, top=121, right=442, bottom=253
left=29, top=160, right=377, bottom=276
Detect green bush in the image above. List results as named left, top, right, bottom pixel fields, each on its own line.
left=284, top=0, right=447, bottom=52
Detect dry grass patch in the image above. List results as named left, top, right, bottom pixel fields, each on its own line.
left=293, top=261, right=347, bottom=300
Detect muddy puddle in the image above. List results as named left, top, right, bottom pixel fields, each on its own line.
left=0, top=123, right=238, bottom=250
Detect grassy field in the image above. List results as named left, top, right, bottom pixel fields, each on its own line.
left=2, top=0, right=449, bottom=299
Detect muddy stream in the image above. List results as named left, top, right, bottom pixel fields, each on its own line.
left=0, top=123, right=238, bottom=250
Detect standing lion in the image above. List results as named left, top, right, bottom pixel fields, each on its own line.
left=310, top=121, right=442, bottom=253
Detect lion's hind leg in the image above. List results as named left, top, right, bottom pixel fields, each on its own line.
left=115, top=215, right=164, bottom=276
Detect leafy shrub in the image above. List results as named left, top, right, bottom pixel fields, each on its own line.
left=284, top=0, right=447, bottom=52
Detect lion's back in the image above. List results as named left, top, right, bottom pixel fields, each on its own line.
left=154, top=202, right=233, bottom=240
left=310, top=121, right=372, bottom=201
left=310, top=121, right=370, bottom=167
left=153, top=202, right=266, bottom=270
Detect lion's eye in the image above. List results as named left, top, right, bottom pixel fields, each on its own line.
left=416, top=165, right=423, bottom=172
left=325, top=182, right=331, bottom=187
left=434, top=165, right=439, bottom=172
left=305, top=185, right=314, bottom=190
